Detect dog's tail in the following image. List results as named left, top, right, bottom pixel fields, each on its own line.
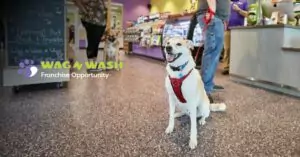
left=210, top=103, right=226, bottom=112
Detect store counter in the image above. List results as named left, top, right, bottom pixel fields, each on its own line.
left=230, top=24, right=300, bottom=97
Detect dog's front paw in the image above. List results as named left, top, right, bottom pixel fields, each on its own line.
left=198, top=119, right=206, bottom=126
left=165, top=125, right=174, bottom=134
left=189, top=138, right=197, bottom=149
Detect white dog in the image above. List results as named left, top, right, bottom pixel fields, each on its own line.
left=164, top=37, right=226, bottom=149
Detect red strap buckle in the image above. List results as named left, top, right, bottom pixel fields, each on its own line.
left=203, top=8, right=215, bottom=25
left=201, top=8, right=215, bottom=40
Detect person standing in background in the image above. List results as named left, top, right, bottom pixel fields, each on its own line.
left=73, top=0, right=107, bottom=64
left=196, top=0, right=230, bottom=103
left=66, top=18, right=75, bottom=66
left=222, top=0, right=248, bottom=75
left=66, top=18, right=75, bottom=44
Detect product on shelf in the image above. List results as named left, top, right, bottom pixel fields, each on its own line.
left=125, top=27, right=140, bottom=34
left=124, top=34, right=140, bottom=43
left=124, top=19, right=166, bottom=47
left=151, top=35, right=162, bottom=46
left=126, top=21, right=134, bottom=28
left=124, top=26, right=141, bottom=43
left=140, top=35, right=151, bottom=48
left=162, top=19, right=202, bottom=47
left=160, top=12, right=171, bottom=20
left=152, top=23, right=164, bottom=35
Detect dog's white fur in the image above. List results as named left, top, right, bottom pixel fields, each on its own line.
left=164, top=37, right=226, bottom=149
left=104, top=31, right=120, bottom=70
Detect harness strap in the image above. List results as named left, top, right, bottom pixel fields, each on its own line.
left=169, top=69, right=193, bottom=103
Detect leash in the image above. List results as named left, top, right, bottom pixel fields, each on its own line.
left=194, top=46, right=202, bottom=62
left=202, top=8, right=215, bottom=35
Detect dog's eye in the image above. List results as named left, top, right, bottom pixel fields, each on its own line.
left=176, top=43, right=182, bottom=46
left=167, top=42, right=170, bottom=45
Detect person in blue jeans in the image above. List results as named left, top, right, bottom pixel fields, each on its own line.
left=197, top=0, right=230, bottom=103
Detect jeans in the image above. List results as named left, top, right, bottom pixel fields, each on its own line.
left=197, top=15, right=224, bottom=94
left=223, top=30, right=231, bottom=71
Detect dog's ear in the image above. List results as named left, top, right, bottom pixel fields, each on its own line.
left=186, top=40, right=194, bottom=50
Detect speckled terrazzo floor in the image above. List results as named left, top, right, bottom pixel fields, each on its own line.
left=0, top=54, right=300, bottom=157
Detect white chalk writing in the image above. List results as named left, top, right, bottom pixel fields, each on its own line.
left=6, top=2, right=65, bottom=66
left=7, top=28, right=63, bottom=45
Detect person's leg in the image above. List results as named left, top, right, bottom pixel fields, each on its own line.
left=89, top=24, right=106, bottom=59
left=70, top=30, right=75, bottom=44
left=220, top=48, right=224, bottom=62
left=187, top=13, right=198, bottom=41
left=197, top=15, right=225, bottom=102
left=222, top=30, right=231, bottom=75
left=81, top=20, right=95, bottom=59
left=187, top=14, right=201, bottom=66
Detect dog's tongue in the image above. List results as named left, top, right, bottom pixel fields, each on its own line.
left=166, top=55, right=174, bottom=62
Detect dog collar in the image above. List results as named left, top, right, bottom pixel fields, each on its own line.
left=169, top=69, right=193, bottom=103
left=169, top=61, right=188, bottom=71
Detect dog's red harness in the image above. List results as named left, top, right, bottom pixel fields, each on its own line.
left=169, top=69, right=193, bottom=103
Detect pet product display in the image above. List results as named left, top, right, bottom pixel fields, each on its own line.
left=162, top=20, right=202, bottom=47
left=125, top=20, right=165, bottom=47
left=139, top=26, right=152, bottom=47
left=124, top=27, right=141, bottom=43
left=124, top=34, right=140, bottom=43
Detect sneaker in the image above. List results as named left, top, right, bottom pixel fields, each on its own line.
left=214, top=85, right=224, bottom=90
left=207, top=94, right=214, bottom=104
left=222, top=70, right=229, bottom=75
left=195, top=65, right=201, bottom=70
left=86, top=58, right=99, bottom=72
left=88, top=68, right=103, bottom=73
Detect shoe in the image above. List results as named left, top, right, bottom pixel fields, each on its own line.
left=222, top=70, right=229, bottom=75
left=88, top=68, right=103, bottom=73
left=207, top=94, right=214, bottom=104
left=88, top=57, right=97, bottom=62
left=69, top=59, right=74, bottom=66
left=212, top=85, right=224, bottom=93
left=214, top=85, right=224, bottom=90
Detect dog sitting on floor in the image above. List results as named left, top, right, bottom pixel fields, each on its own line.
left=104, top=31, right=120, bottom=68
left=164, top=37, right=226, bottom=149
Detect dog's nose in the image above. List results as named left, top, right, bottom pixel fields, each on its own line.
left=165, top=46, right=172, bottom=53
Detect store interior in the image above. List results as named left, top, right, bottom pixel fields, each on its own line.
left=1, top=0, right=300, bottom=156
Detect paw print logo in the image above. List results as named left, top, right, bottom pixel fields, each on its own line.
left=18, top=59, right=38, bottom=78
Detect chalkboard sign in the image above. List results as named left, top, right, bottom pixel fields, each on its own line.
left=5, top=0, right=65, bottom=66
